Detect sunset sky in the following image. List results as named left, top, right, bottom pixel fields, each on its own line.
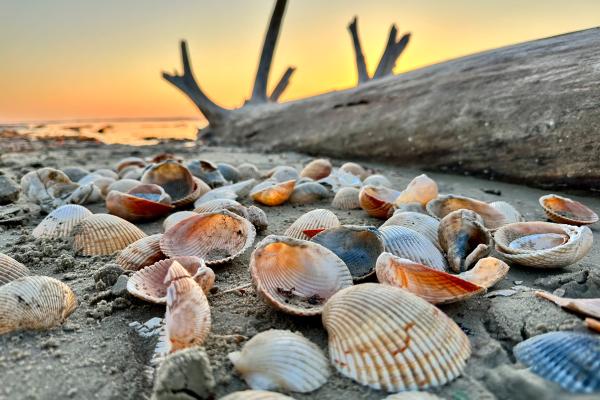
left=2, top=0, right=600, bottom=123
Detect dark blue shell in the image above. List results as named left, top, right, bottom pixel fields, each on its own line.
left=513, top=331, right=600, bottom=393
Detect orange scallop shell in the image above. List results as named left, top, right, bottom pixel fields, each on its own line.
left=284, top=209, right=340, bottom=240
left=250, top=179, right=295, bottom=206
left=539, top=194, right=598, bottom=226
left=300, top=159, right=332, bottom=180
left=106, top=184, right=174, bottom=222
left=116, top=234, right=166, bottom=271
left=359, top=185, right=400, bottom=219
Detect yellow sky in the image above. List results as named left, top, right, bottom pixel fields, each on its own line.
left=1, top=0, right=599, bottom=123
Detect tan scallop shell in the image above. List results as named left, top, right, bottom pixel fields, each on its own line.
left=0, top=253, right=30, bottom=286
left=116, top=234, right=165, bottom=271
left=163, top=211, right=198, bottom=232
left=220, top=391, right=295, bottom=400
left=250, top=235, right=353, bottom=316
left=493, top=222, right=593, bottom=268
left=457, top=257, right=509, bottom=288
left=426, top=194, right=510, bottom=230
left=300, top=159, right=332, bottom=180
left=250, top=179, right=295, bottom=206
left=72, top=213, right=147, bottom=256
left=106, top=179, right=141, bottom=194
left=339, top=162, right=368, bottom=180
left=0, top=276, right=77, bottom=334
left=127, top=256, right=214, bottom=304
left=192, top=198, right=248, bottom=219
left=489, top=201, right=523, bottom=224
left=322, top=283, right=471, bottom=392
left=160, top=210, right=256, bottom=265
left=228, top=329, right=329, bottom=393
left=284, top=209, right=340, bottom=240
left=394, top=174, right=438, bottom=207
left=359, top=185, right=401, bottom=219
left=106, top=184, right=174, bottom=222
left=381, top=211, right=441, bottom=249
left=32, top=204, right=93, bottom=239
left=379, top=226, right=448, bottom=271
left=141, top=160, right=196, bottom=206
left=539, top=194, right=598, bottom=226
left=331, top=187, right=361, bottom=210
left=535, top=290, right=600, bottom=319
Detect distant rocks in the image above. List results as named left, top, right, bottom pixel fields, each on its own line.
left=0, top=175, right=20, bottom=205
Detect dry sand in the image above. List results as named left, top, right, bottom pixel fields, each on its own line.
left=0, top=140, right=599, bottom=400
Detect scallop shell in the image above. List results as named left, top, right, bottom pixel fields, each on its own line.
left=246, top=206, right=269, bottom=231
left=379, top=226, right=448, bottom=271
left=187, top=160, right=227, bottom=187
left=115, top=156, right=146, bottom=173
left=116, top=234, right=165, bottom=271
left=0, top=253, right=30, bottom=286
left=381, top=211, right=441, bottom=249
left=322, top=283, right=471, bottom=392
left=312, top=225, right=384, bottom=281
left=217, top=162, right=241, bottom=182
left=250, top=179, right=295, bottom=206
left=585, top=318, right=600, bottom=334
left=193, top=198, right=248, bottom=219
left=250, top=235, right=353, bottom=316
left=106, top=179, right=141, bottom=194
left=375, top=253, right=485, bottom=304
left=457, top=257, right=509, bottom=288
left=427, top=194, right=510, bottom=230
left=394, top=174, right=438, bottom=207
left=106, top=184, right=174, bottom=222
left=493, top=222, right=593, bottom=268
left=284, top=209, right=340, bottom=240
left=72, top=213, right=147, bottom=256
left=539, top=194, right=598, bottom=226
left=32, top=204, right=93, bottom=239
left=289, top=182, right=330, bottom=204
left=141, top=160, right=195, bottom=204
left=300, top=159, right=332, bottom=180
left=220, top=391, right=295, bottom=400
left=535, top=291, right=600, bottom=319
left=363, top=174, right=392, bottom=187
left=359, top=185, right=400, bottom=219
left=0, top=276, right=77, bottom=334
left=331, top=187, right=361, bottom=210
left=513, top=331, right=600, bottom=393
left=265, top=165, right=299, bottom=182
left=339, top=162, right=368, bottom=180
left=228, top=330, right=329, bottom=393
left=490, top=201, right=523, bottom=224
left=160, top=210, right=256, bottom=265
left=127, top=256, right=214, bottom=303
left=238, top=163, right=262, bottom=180
left=163, top=211, right=197, bottom=232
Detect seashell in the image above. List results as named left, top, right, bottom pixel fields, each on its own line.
left=375, top=253, right=485, bottom=304
left=339, top=162, right=368, bottom=179
left=379, top=226, right=448, bottom=271
left=0, top=276, right=77, bottom=334
left=106, top=184, right=174, bottom=222
left=490, top=201, right=523, bottom=224
left=250, top=235, right=353, bottom=316
left=284, top=209, right=340, bottom=240
left=237, top=163, right=261, bottom=180
left=164, top=261, right=211, bottom=352
left=163, top=211, right=197, bottom=232
left=312, top=225, right=384, bottom=281
left=20, top=168, right=73, bottom=211
left=392, top=202, right=427, bottom=215
left=438, top=209, right=492, bottom=273
left=106, top=179, right=141, bottom=194
left=585, top=318, right=600, bottom=334
left=381, top=211, right=441, bottom=249
left=384, top=393, right=443, bottom=400
left=127, top=256, right=214, bottom=303
left=322, top=283, right=471, bottom=392
left=331, top=187, right=360, bottom=210
left=493, top=222, right=593, bottom=268
left=359, top=185, right=400, bottom=219
left=539, top=194, right=598, bottom=226
left=394, top=174, right=438, bottom=207
left=120, top=166, right=145, bottom=180
left=62, top=166, right=90, bottom=183
left=92, top=168, right=119, bottom=180
left=318, top=169, right=361, bottom=192
left=160, top=210, right=256, bottom=265
left=32, top=204, right=93, bottom=239
left=115, top=156, right=146, bottom=173
left=265, top=165, right=299, bottom=183
left=300, top=159, right=332, bottom=180
left=193, top=198, right=248, bottom=219
left=513, top=331, right=600, bottom=393
left=246, top=205, right=268, bottom=231
left=289, top=182, right=330, bottom=204
left=228, top=329, right=329, bottom=393
left=141, top=160, right=195, bottom=205
left=250, top=179, right=295, bottom=206
left=220, top=391, right=295, bottom=400
left=87, top=176, right=116, bottom=197
left=296, top=177, right=314, bottom=185
left=535, top=290, right=600, bottom=319
left=363, top=174, right=392, bottom=187
left=457, top=257, right=509, bottom=288
left=426, top=194, right=510, bottom=230
left=116, top=234, right=165, bottom=271
left=0, top=253, right=30, bottom=286
left=68, top=183, right=102, bottom=205
left=72, top=213, right=146, bottom=256
left=148, top=152, right=182, bottom=164
left=214, top=178, right=257, bottom=198
left=217, top=162, right=241, bottom=182
left=187, top=160, right=227, bottom=188
left=194, top=187, right=237, bottom=206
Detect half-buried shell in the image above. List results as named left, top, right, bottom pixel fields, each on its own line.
left=116, top=234, right=165, bottom=271
left=106, top=183, right=174, bottom=222
left=115, top=157, right=146, bottom=173
left=289, top=182, right=330, bottom=204
left=394, top=174, right=438, bottom=207
left=331, top=187, right=361, bottom=210
left=141, top=160, right=196, bottom=207
left=32, top=204, right=93, bottom=239
left=539, top=194, right=598, bottom=226
left=381, top=211, right=441, bottom=249
left=379, top=226, right=448, bottom=271
left=237, top=163, right=262, bottom=180
left=300, top=159, right=332, bottom=180
left=250, top=179, right=295, bottom=206
left=72, top=214, right=147, bottom=256
left=284, top=209, right=340, bottom=240
left=427, top=194, right=510, bottom=230
left=217, top=162, right=241, bottom=182
left=0, top=253, right=30, bottom=286
left=535, top=291, right=600, bottom=320
left=359, top=185, right=400, bottom=219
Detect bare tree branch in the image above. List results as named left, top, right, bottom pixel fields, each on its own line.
left=374, top=30, right=410, bottom=79
left=373, top=24, right=398, bottom=79
left=269, top=66, right=296, bottom=102
left=348, top=17, right=369, bottom=84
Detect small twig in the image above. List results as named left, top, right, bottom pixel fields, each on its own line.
left=212, top=282, right=252, bottom=296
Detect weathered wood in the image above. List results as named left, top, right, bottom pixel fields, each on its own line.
left=269, top=66, right=296, bottom=102
left=209, top=29, right=600, bottom=190
left=348, top=17, right=369, bottom=84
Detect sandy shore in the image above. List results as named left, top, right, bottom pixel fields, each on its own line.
left=0, top=140, right=599, bottom=400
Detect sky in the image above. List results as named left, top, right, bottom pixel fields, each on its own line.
left=1, top=0, right=600, bottom=123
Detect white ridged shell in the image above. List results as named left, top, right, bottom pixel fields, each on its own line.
left=116, top=234, right=165, bottom=271
left=331, top=187, right=361, bottom=210
left=72, top=213, right=147, bottom=256
left=0, top=253, right=30, bottom=286
left=284, top=209, right=340, bottom=240
left=384, top=393, right=443, bottom=399
left=379, top=226, right=448, bottom=271
left=489, top=201, right=524, bottom=224
left=381, top=211, right=441, bottom=249
left=220, top=391, right=295, bottom=400
left=32, top=204, right=93, bottom=239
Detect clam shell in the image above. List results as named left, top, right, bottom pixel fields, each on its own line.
left=116, top=234, right=165, bottom=271
left=535, top=290, right=600, bottom=319
left=62, top=166, right=90, bottom=182
left=32, top=204, right=93, bottom=239
left=141, top=160, right=195, bottom=204
left=331, top=187, right=361, bottom=210
left=300, top=159, right=332, bottom=180
left=284, top=209, right=340, bottom=240
left=246, top=206, right=269, bottom=231
left=0, top=276, right=77, bottom=334
left=539, top=194, right=598, bottom=226
left=238, top=163, right=261, bottom=180
left=359, top=185, right=400, bottom=219
left=494, top=222, right=593, bottom=268
left=250, top=179, right=295, bottom=206
left=106, top=179, right=141, bottom=194
left=220, top=391, right=295, bottom=400
left=228, top=330, right=329, bottom=393
left=193, top=198, right=248, bottom=219
left=266, top=165, right=300, bottom=182
left=289, top=182, right=330, bottom=204
left=115, top=156, right=146, bottom=173
left=106, top=185, right=174, bottom=222
left=250, top=235, right=353, bottom=316
left=375, top=252, right=485, bottom=304
left=187, top=160, right=227, bottom=188
left=322, top=283, right=471, bottom=392
left=513, top=331, right=600, bottom=393
left=426, top=194, right=510, bottom=230
left=457, top=257, right=509, bottom=289
left=363, top=174, right=392, bottom=187
left=127, top=256, right=214, bottom=303
left=379, top=226, right=448, bottom=271
left=72, top=213, right=147, bottom=256
left=339, top=162, right=368, bottom=180
left=217, top=162, right=241, bottom=182
left=312, top=225, right=384, bottom=281
left=394, top=174, right=438, bottom=207
left=585, top=318, right=600, bottom=334
left=0, top=253, right=30, bottom=286
left=490, top=201, right=523, bottom=224
left=381, top=211, right=441, bottom=249
left=163, top=211, right=197, bottom=232
left=160, top=210, right=256, bottom=265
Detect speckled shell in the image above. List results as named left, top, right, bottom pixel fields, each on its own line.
left=115, top=157, right=146, bottom=173
left=141, top=160, right=196, bottom=205
left=300, top=159, right=332, bottom=180
left=0, top=276, right=77, bottom=334
left=116, top=234, right=165, bottom=271
left=457, top=257, right=509, bottom=289
left=513, top=331, right=600, bottom=393
left=163, top=211, right=197, bottom=232
left=539, top=194, right=598, bottom=226
left=359, top=185, right=400, bottom=219
left=187, top=160, right=227, bottom=188
left=289, top=182, right=330, bottom=204
left=250, top=179, right=295, bottom=206
left=284, top=209, right=340, bottom=240
left=160, top=210, right=256, bottom=265
left=217, top=162, right=241, bottom=182
left=381, top=211, right=441, bottom=249
left=246, top=206, right=269, bottom=231
left=228, top=330, right=329, bottom=393
left=535, top=290, right=600, bottom=319
left=312, top=225, right=384, bottom=281
left=0, top=253, right=30, bottom=286
left=490, top=201, right=523, bottom=224
left=494, top=222, right=593, bottom=268
left=394, top=174, right=438, bottom=207
left=426, top=195, right=510, bottom=230
left=106, top=184, right=174, bottom=222
left=363, top=174, right=392, bottom=187
left=331, top=187, right=361, bottom=210
left=266, top=166, right=299, bottom=182
left=32, top=204, right=93, bottom=239
left=192, top=198, right=248, bottom=219
left=322, top=283, right=471, bottom=392
left=379, top=226, right=448, bottom=272
left=72, top=213, right=147, bottom=256
left=250, top=235, right=353, bottom=316
left=339, top=162, right=368, bottom=180
left=127, top=256, right=214, bottom=304
left=237, top=163, right=262, bottom=180
left=220, top=391, right=295, bottom=400
left=106, top=179, right=141, bottom=194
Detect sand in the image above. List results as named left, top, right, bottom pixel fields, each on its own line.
left=0, top=140, right=599, bottom=400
